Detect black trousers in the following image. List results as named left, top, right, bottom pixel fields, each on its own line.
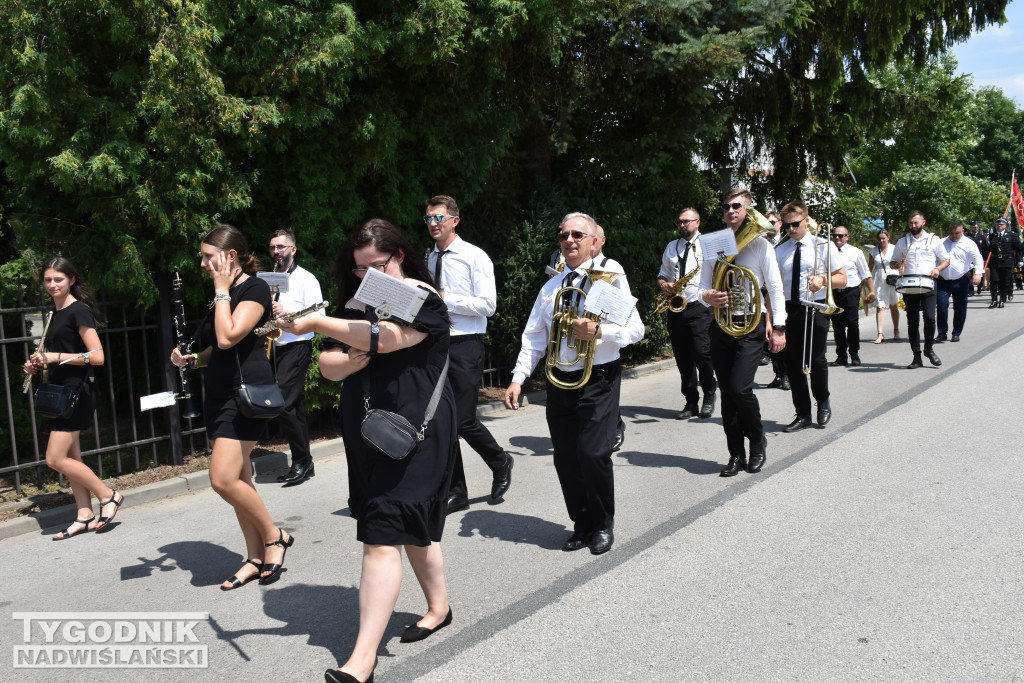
left=666, top=305, right=717, bottom=403
left=784, top=301, right=830, bottom=418
left=902, top=289, right=937, bottom=354
left=447, top=336, right=505, bottom=499
left=274, top=340, right=313, bottom=466
left=709, top=318, right=765, bottom=458
left=546, top=362, right=620, bottom=534
left=990, top=265, right=1013, bottom=302
left=830, top=287, right=862, bottom=359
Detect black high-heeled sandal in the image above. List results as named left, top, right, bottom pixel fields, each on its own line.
left=95, top=491, right=123, bottom=530
left=220, top=559, right=264, bottom=591
left=52, top=516, right=97, bottom=541
left=259, top=529, right=294, bottom=585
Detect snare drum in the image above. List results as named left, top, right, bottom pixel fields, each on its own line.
left=896, top=275, right=935, bottom=295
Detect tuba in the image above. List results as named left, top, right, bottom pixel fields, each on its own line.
left=653, top=264, right=700, bottom=314
left=545, top=268, right=619, bottom=390
left=711, top=207, right=776, bottom=337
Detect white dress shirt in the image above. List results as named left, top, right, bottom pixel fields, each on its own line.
left=273, top=264, right=325, bottom=345
left=890, top=231, right=950, bottom=275
left=941, top=236, right=985, bottom=280
left=835, top=244, right=872, bottom=288
left=775, top=234, right=843, bottom=302
left=511, top=257, right=645, bottom=385
left=427, top=234, right=497, bottom=336
left=658, top=234, right=704, bottom=303
left=696, top=231, right=787, bottom=326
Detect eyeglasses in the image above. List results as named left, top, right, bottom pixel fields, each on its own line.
left=678, top=218, right=698, bottom=225
left=721, top=202, right=745, bottom=211
left=269, top=244, right=294, bottom=252
left=831, top=233, right=848, bottom=239
left=423, top=214, right=456, bottom=224
left=557, top=230, right=593, bottom=242
left=352, top=253, right=395, bottom=275
left=782, top=219, right=804, bottom=230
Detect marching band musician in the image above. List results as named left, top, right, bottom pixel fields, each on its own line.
left=889, top=210, right=950, bottom=369
left=696, top=188, right=786, bottom=477
left=505, top=212, right=644, bottom=555
left=656, top=207, right=717, bottom=420
left=774, top=200, right=847, bottom=433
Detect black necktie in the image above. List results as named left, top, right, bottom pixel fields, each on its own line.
left=679, top=240, right=691, bottom=276
left=791, top=243, right=802, bottom=302
left=433, top=250, right=447, bottom=288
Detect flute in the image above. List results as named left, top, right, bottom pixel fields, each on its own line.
left=22, top=311, right=53, bottom=394
left=172, top=272, right=201, bottom=419
left=255, top=300, right=329, bottom=337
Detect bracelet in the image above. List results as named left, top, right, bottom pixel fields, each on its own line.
left=213, top=293, right=231, bottom=303
left=368, top=322, right=379, bottom=357
left=190, top=355, right=203, bottom=369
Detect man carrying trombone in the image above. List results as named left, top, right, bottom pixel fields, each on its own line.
left=505, top=213, right=644, bottom=555
left=775, top=200, right=847, bottom=433
left=697, top=188, right=786, bottom=477
left=656, top=207, right=717, bottom=420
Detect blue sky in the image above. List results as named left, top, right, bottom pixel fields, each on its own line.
left=951, top=1, right=1024, bottom=102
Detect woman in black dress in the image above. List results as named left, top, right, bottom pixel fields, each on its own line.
left=24, top=257, right=120, bottom=539
left=170, top=224, right=294, bottom=589
left=281, top=219, right=457, bottom=683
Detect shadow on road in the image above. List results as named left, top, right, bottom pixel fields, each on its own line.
left=456, top=509, right=567, bottom=550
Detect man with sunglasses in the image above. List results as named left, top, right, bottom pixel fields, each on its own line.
left=774, top=202, right=847, bottom=433
left=828, top=225, right=876, bottom=367
left=424, top=195, right=512, bottom=514
left=657, top=207, right=717, bottom=420
left=268, top=228, right=326, bottom=485
left=890, top=210, right=950, bottom=368
left=697, top=188, right=786, bottom=476
left=505, top=212, right=644, bottom=555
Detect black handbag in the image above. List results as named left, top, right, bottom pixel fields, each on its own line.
left=885, top=274, right=899, bottom=286
left=360, top=357, right=449, bottom=461
left=34, top=382, right=82, bottom=420
left=235, top=349, right=285, bottom=419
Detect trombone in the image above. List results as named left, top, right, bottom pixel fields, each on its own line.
left=798, top=219, right=843, bottom=374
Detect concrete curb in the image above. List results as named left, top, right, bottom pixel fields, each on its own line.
left=0, top=359, right=673, bottom=542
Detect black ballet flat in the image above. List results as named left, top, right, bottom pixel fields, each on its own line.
left=259, top=529, right=295, bottom=585
left=400, top=607, right=452, bottom=643
left=220, top=559, right=263, bottom=591
left=325, top=668, right=374, bottom=683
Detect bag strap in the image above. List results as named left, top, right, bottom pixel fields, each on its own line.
left=362, top=355, right=450, bottom=442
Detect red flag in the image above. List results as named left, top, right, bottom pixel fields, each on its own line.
left=1011, top=173, right=1024, bottom=226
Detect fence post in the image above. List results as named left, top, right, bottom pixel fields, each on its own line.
left=156, top=270, right=184, bottom=466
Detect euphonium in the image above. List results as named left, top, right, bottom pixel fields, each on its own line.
left=545, top=268, right=619, bottom=390
left=711, top=207, right=776, bottom=337
left=653, top=264, right=700, bottom=314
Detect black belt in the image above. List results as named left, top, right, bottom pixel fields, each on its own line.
left=450, top=334, right=485, bottom=343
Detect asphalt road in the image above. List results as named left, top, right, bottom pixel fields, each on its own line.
left=1, top=294, right=1022, bottom=682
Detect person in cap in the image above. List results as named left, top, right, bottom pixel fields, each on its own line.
left=985, top=217, right=1022, bottom=309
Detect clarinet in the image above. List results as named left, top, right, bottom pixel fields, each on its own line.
left=172, top=272, right=201, bottom=419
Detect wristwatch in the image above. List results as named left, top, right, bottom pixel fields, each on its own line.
left=773, top=325, right=787, bottom=333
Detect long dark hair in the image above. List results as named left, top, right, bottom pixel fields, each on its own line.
left=201, top=224, right=262, bottom=274
left=41, top=256, right=104, bottom=325
left=336, top=218, right=433, bottom=301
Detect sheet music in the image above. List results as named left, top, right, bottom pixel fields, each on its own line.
left=354, top=268, right=428, bottom=323
left=699, top=229, right=738, bottom=260
left=139, top=391, right=177, bottom=412
left=257, top=271, right=289, bottom=293
left=583, top=279, right=637, bottom=326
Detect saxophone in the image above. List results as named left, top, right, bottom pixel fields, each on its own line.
left=711, top=207, right=776, bottom=337
left=653, top=264, right=701, bottom=314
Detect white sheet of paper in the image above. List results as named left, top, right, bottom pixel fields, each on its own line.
left=354, top=268, right=428, bottom=323
left=699, top=229, right=738, bottom=260
left=544, top=265, right=562, bottom=277
left=139, top=391, right=177, bottom=412
left=257, top=271, right=289, bottom=293
left=583, top=279, right=637, bottom=326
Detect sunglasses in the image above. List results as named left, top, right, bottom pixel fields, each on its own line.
left=721, top=202, right=745, bottom=211
left=831, top=233, right=848, bottom=238
left=782, top=219, right=804, bottom=230
left=423, top=214, right=456, bottom=224
left=557, top=230, right=593, bottom=242
left=352, top=253, right=395, bottom=275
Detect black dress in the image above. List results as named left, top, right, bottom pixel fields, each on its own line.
left=332, top=290, right=457, bottom=546
left=199, top=276, right=274, bottom=441
left=43, top=301, right=98, bottom=432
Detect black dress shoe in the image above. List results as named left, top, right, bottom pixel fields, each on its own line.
left=759, top=354, right=771, bottom=366
left=999, top=301, right=1005, bottom=308
left=490, top=453, right=514, bottom=500
left=951, top=335, right=960, bottom=342
left=613, top=416, right=626, bottom=451
left=562, top=531, right=591, bottom=551
left=925, top=349, right=942, bottom=366
left=779, top=376, right=791, bottom=391
left=747, top=437, right=767, bottom=473
left=400, top=608, right=452, bottom=643
left=675, top=403, right=699, bottom=419
left=850, top=356, right=861, bottom=366
left=720, top=455, right=746, bottom=477
left=907, top=355, right=923, bottom=369
left=830, top=358, right=848, bottom=367
left=699, top=392, right=716, bottom=419
left=989, top=300, right=998, bottom=308
left=783, top=416, right=812, bottom=433
left=766, top=377, right=784, bottom=389
left=816, top=401, right=832, bottom=426
left=589, top=529, right=614, bottom=555
left=935, top=333, right=947, bottom=342
left=445, top=494, right=469, bottom=514
left=278, top=461, right=315, bottom=485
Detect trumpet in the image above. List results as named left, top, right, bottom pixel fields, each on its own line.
left=711, top=208, right=776, bottom=337
left=653, top=264, right=701, bottom=314
left=256, top=301, right=329, bottom=337
left=545, top=269, right=619, bottom=390
left=798, top=218, right=843, bottom=375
